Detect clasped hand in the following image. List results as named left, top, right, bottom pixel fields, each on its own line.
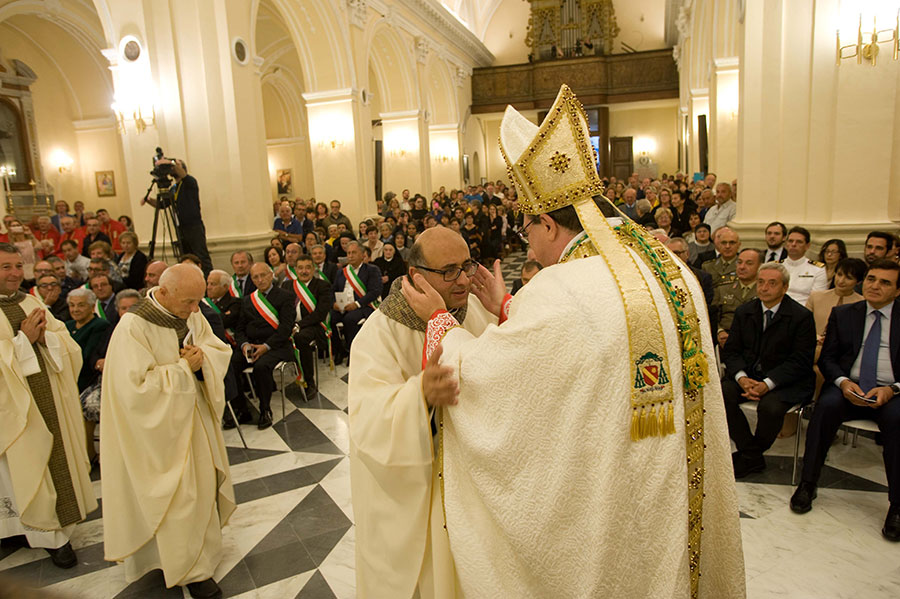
left=738, top=376, right=769, bottom=401
left=180, top=344, right=204, bottom=371
left=20, top=308, right=46, bottom=345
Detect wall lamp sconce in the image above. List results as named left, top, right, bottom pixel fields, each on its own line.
left=112, top=101, right=156, bottom=134
left=836, top=11, right=899, bottom=66
left=50, top=149, right=73, bottom=173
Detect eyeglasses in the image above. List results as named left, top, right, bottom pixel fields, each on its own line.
left=413, top=261, right=478, bottom=282
left=37, top=283, right=60, bottom=289
left=516, top=219, right=537, bottom=244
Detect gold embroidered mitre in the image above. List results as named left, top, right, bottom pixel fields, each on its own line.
left=499, top=84, right=603, bottom=215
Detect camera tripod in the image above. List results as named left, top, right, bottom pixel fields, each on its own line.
left=143, top=179, right=183, bottom=263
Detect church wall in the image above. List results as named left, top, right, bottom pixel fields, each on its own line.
left=608, top=100, right=679, bottom=177
left=481, top=0, right=530, bottom=66
left=266, top=140, right=315, bottom=202
left=461, top=111, right=486, bottom=186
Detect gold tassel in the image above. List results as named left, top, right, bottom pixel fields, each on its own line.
left=682, top=332, right=710, bottom=390
left=658, top=401, right=667, bottom=434
left=631, top=408, right=641, bottom=441
left=647, top=405, right=659, bottom=437
left=667, top=402, right=676, bottom=434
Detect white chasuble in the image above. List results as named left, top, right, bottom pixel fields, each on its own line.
left=349, top=295, right=496, bottom=599
left=100, top=309, right=235, bottom=587
left=437, top=254, right=746, bottom=598
left=0, top=293, right=96, bottom=544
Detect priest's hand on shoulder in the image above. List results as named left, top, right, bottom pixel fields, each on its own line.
left=472, top=260, right=507, bottom=317
left=401, top=274, right=446, bottom=321
left=423, top=345, right=458, bottom=407
left=180, top=345, right=204, bottom=372
left=20, top=308, right=46, bottom=344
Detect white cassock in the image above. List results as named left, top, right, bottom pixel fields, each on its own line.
left=435, top=253, right=746, bottom=598
left=0, top=292, right=97, bottom=548
left=348, top=294, right=496, bottom=599
left=100, top=296, right=235, bottom=587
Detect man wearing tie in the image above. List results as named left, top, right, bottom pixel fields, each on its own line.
left=331, top=241, right=382, bottom=364
left=229, top=251, right=256, bottom=299
left=232, top=263, right=296, bottom=429
left=282, top=254, right=332, bottom=396
left=791, top=259, right=900, bottom=541
left=763, top=221, right=788, bottom=263
left=721, top=262, right=816, bottom=478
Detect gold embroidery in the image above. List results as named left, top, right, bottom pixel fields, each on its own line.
left=549, top=151, right=571, bottom=173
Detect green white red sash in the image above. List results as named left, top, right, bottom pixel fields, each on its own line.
left=250, top=289, right=305, bottom=386
left=343, top=264, right=380, bottom=308
left=229, top=275, right=243, bottom=298
left=287, top=266, right=332, bottom=338
left=203, top=297, right=235, bottom=344
left=95, top=300, right=107, bottom=320
left=315, top=264, right=330, bottom=283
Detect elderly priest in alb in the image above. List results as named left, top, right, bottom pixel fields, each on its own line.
left=402, top=85, right=746, bottom=598
left=100, top=263, right=235, bottom=599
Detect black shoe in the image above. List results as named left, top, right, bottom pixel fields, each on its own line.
left=46, top=542, right=77, bottom=569
left=258, top=408, right=273, bottom=429
left=224, top=408, right=252, bottom=429
left=733, top=453, right=766, bottom=479
left=790, top=482, right=817, bottom=514
left=304, top=384, right=318, bottom=399
left=186, top=578, right=222, bottom=599
left=883, top=504, right=900, bottom=541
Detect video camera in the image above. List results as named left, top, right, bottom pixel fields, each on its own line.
left=150, top=147, right=176, bottom=192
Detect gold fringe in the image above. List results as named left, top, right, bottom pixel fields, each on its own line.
left=658, top=402, right=667, bottom=434
left=631, top=408, right=641, bottom=441
left=667, top=402, right=676, bottom=434
left=647, top=405, right=659, bottom=437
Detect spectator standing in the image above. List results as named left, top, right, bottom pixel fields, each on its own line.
left=116, top=231, right=148, bottom=291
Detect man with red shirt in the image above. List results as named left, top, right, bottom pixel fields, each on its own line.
left=33, top=216, right=60, bottom=257
left=96, top=209, right=126, bottom=252
left=55, top=216, right=86, bottom=257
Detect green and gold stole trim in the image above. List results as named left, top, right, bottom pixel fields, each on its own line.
left=566, top=199, right=709, bottom=599
left=567, top=201, right=676, bottom=438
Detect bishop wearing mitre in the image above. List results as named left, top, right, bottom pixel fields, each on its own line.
left=0, top=243, right=96, bottom=568
left=402, top=85, right=746, bottom=598
left=100, top=264, right=235, bottom=599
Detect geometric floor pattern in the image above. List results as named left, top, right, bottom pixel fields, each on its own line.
left=2, top=253, right=900, bottom=597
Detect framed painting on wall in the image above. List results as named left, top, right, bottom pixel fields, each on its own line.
left=276, top=168, right=292, bottom=195
left=95, top=171, right=115, bottom=196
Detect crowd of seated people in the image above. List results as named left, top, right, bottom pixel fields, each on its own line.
left=5, top=172, right=900, bottom=545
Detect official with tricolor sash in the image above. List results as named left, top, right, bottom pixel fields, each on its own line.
left=282, top=254, right=332, bottom=393
left=330, top=241, right=383, bottom=365
left=231, top=263, right=296, bottom=429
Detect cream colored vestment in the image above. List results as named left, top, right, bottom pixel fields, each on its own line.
left=0, top=294, right=96, bottom=547
left=437, top=254, right=747, bottom=598
left=348, top=295, right=495, bottom=599
left=100, top=308, right=235, bottom=587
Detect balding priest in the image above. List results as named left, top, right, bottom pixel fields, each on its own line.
left=0, top=242, right=96, bottom=568
left=349, top=227, right=499, bottom=599
left=402, top=85, right=746, bottom=598
left=100, top=263, right=235, bottom=599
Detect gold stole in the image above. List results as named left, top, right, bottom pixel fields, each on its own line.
left=565, top=199, right=709, bottom=599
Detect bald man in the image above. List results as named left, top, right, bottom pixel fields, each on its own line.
left=143, top=260, right=168, bottom=292
left=231, top=262, right=297, bottom=429
left=348, top=226, right=500, bottom=599
left=100, top=264, right=234, bottom=599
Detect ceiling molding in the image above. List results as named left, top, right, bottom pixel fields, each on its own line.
left=394, top=0, right=493, bottom=67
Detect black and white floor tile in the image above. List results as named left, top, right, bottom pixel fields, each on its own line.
left=2, top=254, right=900, bottom=597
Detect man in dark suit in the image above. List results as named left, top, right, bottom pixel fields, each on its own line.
left=205, top=270, right=244, bottom=428
left=722, top=262, right=816, bottom=477
left=310, top=244, right=338, bottom=284
left=80, top=217, right=111, bottom=258
left=510, top=260, right=542, bottom=295
left=232, top=263, right=296, bottom=429
left=90, top=273, right=120, bottom=327
left=791, top=259, right=900, bottom=541
left=763, top=221, right=788, bottom=264
left=331, top=241, right=382, bottom=363
left=230, top=250, right=256, bottom=298
left=282, top=254, right=332, bottom=394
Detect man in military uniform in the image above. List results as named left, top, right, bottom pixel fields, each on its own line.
left=782, top=226, right=827, bottom=305
left=714, top=248, right=761, bottom=347
left=702, top=226, right=741, bottom=290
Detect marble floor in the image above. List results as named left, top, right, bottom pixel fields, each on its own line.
left=2, top=254, right=900, bottom=597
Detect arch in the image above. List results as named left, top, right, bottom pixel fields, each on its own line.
left=424, top=55, right=458, bottom=125
left=250, top=0, right=353, bottom=93
left=366, top=19, right=418, bottom=114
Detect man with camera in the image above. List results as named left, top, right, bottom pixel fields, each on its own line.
left=145, top=158, right=213, bottom=274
